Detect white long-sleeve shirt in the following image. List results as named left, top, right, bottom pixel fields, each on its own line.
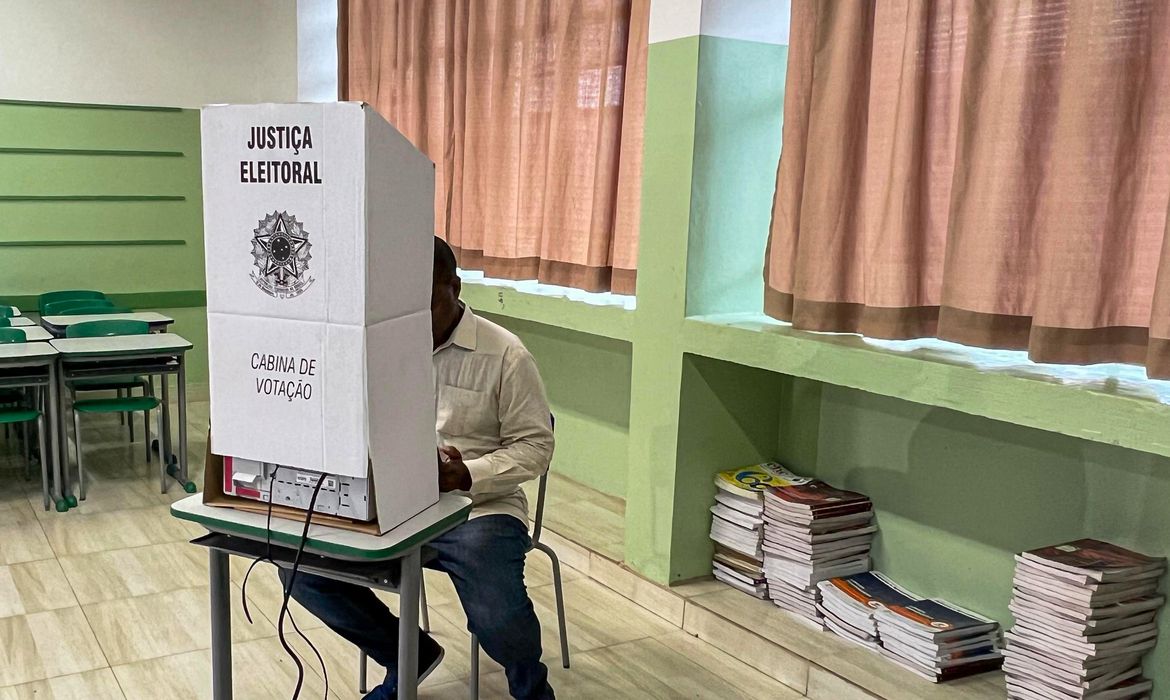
left=433, top=307, right=554, bottom=525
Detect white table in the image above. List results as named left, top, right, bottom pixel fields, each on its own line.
left=16, top=326, right=52, bottom=342
left=0, top=343, right=61, bottom=509
left=50, top=333, right=194, bottom=506
left=171, top=493, right=473, bottom=700
left=41, top=312, right=174, bottom=337
left=9, top=317, right=34, bottom=327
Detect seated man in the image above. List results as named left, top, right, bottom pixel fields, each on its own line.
left=283, top=237, right=557, bottom=700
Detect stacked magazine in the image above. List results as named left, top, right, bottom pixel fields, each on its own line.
left=1004, top=539, right=1166, bottom=700
left=762, top=480, right=876, bottom=623
left=818, top=572, right=919, bottom=650
left=710, top=463, right=810, bottom=599
left=876, top=599, right=1004, bottom=683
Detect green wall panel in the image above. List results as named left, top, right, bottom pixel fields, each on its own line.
left=482, top=314, right=632, bottom=498
left=0, top=102, right=204, bottom=296
left=687, top=37, right=787, bottom=317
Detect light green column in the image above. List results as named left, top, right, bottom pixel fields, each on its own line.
left=625, top=26, right=701, bottom=581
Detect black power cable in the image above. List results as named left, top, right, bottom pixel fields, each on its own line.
left=278, top=473, right=329, bottom=700
left=238, top=467, right=329, bottom=700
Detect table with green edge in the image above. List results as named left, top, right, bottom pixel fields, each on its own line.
left=17, top=326, right=52, bottom=342
left=8, top=316, right=34, bottom=327
left=50, top=333, right=195, bottom=508
left=41, top=311, right=174, bottom=338
left=171, top=493, right=473, bottom=700
left=0, top=342, right=62, bottom=510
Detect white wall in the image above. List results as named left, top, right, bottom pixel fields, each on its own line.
left=297, top=0, right=338, bottom=102
left=0, top=0, right=298, bottom=109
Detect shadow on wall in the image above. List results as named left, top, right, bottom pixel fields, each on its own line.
left=819, top=386, right=1170, bottom=558
left=479, top=313, right=633, bottom=498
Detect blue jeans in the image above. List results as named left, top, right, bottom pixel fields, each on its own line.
left=281, top=514, right=554, bottom=699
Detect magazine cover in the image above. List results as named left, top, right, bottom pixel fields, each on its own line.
left=1023, top=539, right=1165, bottom=574
left=879, top=599, right=998, bottom=637
left=767, top=480, right=872, bottom=511
left=715, top=462, right=811, bottom=496
left=821, top=572, right=919, bottom=611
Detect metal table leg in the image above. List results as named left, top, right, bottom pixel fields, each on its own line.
left=177, top=355, right=191, bottom=490
left=160, top=371, right=173, bottom=494
left=47, top=360, right=63, bottom=511
left=52, top=361, right=74, bottom=510
left=210, top=549, right=233, bottom=699
left=398, top=547, right=421, bottom=700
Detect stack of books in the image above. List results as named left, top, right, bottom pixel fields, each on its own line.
left=762, top=480, right=876, bottom=623
left=1004, top=539, right=1166, bottom=700
left=710, top=463, right=810, bottom=599
left=818, top=572, right=918, bottom=650
left=876, top=599, right=1004, bottom=683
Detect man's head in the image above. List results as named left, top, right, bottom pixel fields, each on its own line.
left=431, top=236, right=462, bottom=348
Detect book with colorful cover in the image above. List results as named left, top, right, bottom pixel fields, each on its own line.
left=1021, top=540, right=1166, bottom=582
left=766, top=480, right=872, bottom=512
left=819, top=572, right=919, bottom=612
left=714, top=463, right=811, bottom=501
left=877, top=599, right=999, bottom=641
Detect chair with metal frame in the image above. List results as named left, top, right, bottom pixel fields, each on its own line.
left=357, top=415, right=570, bottom=699
left=50, top=304, right=150, bottom=444
left=0, top=328, right=49, bottom=489
left=66, top=320, right=162, bottom=501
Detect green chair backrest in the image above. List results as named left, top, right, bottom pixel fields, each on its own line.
left=0, top=328, right=26, bottom=344
left=0, top=306, right=13, bottom=319
left=39, top=290, right=106, bottom=311
left=0, top=319, right=11, bottom=327
left=67, top=319, right=150, bottom=338
left=56, top=304, right=132, bottom=316
left=43, top=298, right=116, bottom=316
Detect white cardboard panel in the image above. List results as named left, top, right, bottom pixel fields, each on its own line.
left=322, top=102, right=367, bottom=326
left=363, top=105, right=435, bottom=325
left=366, top=309, right=439, bottom=528
left=322, top=322, right=368, bottom=478
left=202, top=103, right=329, bottom=323
left=208, top=313, right=327, bottom=470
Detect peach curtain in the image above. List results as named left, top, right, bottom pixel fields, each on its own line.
left=766, top=0, right=1170, bottom=376
left=341, top=0, right=646, bottom=294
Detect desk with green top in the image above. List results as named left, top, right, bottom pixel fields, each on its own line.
left=171, top=493, right=473, bottom=700
left=50, top=332, right=194, bottom=508
left=41, top=311, right=175, bottom=338
left=0, top=342, right=61, bottom=509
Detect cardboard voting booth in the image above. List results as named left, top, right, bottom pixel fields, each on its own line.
left=200, top=102, right=438, bottom=534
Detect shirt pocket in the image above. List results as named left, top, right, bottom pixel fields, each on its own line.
left=436, top=384, right=496, bottom=440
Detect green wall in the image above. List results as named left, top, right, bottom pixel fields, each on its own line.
left=0, top=100, right=208, bottom=383
left=482, top=314, right=632, bottom=498
left=809, top=382, right=1170, bottom=692
left=687, top=37, right=787, bottom=317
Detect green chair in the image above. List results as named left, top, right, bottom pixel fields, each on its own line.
left=0, top=329, right=49, bottom=492
left=60, top=306, right=149, bottom=443
left=38, top=290, right=105, bottom=314
left=43, top=298, right=116, bottom=316
left=67, top=320, right=161, bottom=502
left=56, top=304, right=132, bottom=315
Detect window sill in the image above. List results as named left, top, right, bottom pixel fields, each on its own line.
left=682, top=312, right=1170, bottom=459
left=460, top=272, right=635, bottom=342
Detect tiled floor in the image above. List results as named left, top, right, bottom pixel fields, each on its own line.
left=0, top=403, right=802, bottom=699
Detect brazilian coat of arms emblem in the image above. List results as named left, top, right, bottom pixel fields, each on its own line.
left=250, top=210, right=314, bottom=299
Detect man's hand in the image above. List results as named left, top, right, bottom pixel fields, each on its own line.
left=437, top=445, right=472, bottom=492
